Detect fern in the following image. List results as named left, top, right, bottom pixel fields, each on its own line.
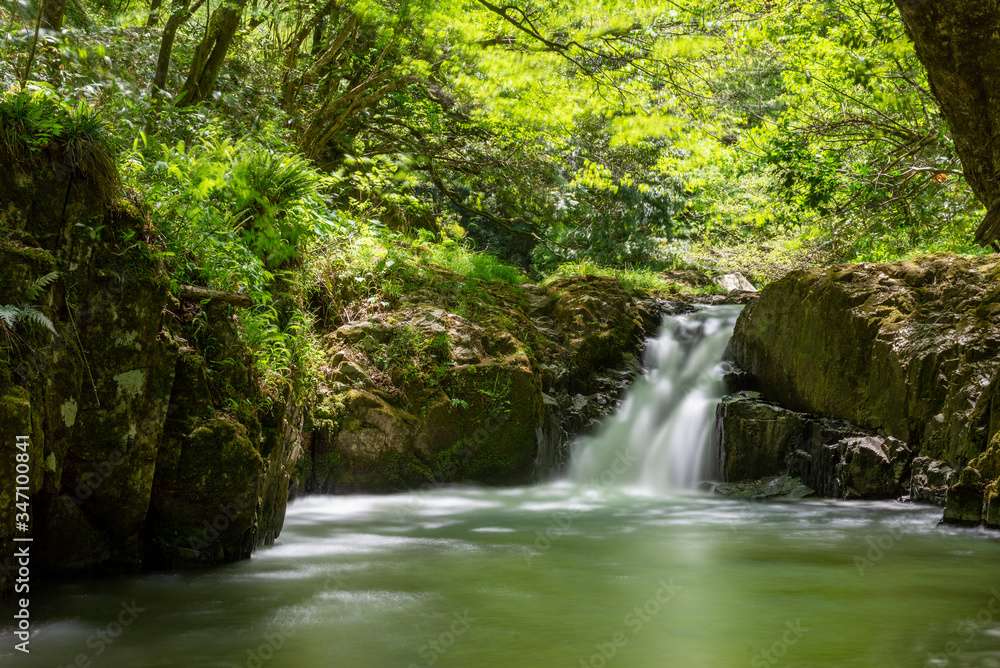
left=24, top=272, right=59, bottom=301
left=0, top=271, right=60, bottom=337
left=0, top=305, right=17, bottom=329
left=19, top=307, right=57, bottom=334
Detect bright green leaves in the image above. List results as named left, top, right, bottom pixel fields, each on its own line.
left=139, top=130, right=341, bottom=298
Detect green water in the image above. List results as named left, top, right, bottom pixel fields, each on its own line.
left=4, top=485, right=1000, bottom=667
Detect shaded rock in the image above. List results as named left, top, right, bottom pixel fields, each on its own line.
left=941, top=436, right=1000, bottom=526
left=712, top=475, right=814, bottom=500
left=718, top=392, right=913, bottom=500
left=909, top=457, right=955, bottom=505
left=731, top=253, right=1000, bottom=464
left=838, top=436, right=912, bottom=500
left=35, top=496, right=111, bottom=572
left=944, top=467, right=986, bottom=526
left=718, top=392, right=809, bottom=482
left=985, top=479, right=1000, bottom=529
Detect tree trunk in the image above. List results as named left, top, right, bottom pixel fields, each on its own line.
left=40, top=0, right=67, bottom=31
left=311, top=15, right=327, bottom=55
left=151, top=0, right=206, bottom=95
left=175, top=0, right=246, bottom=107
left=894, top=0, right=1000, bottom=247
left=146, top=0, right=164, bottom=27
left=177, top=285, right=252, bottom=307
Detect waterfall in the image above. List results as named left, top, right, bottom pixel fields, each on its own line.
left=568, top=305, right=742, bottom=493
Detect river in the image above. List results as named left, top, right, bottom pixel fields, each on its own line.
left=5, top=307, right=1000, bottom=668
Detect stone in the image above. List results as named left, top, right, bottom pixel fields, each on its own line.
left=713, top=272, right=757, bottom=294
left=717, top=393, right=809, bottom=482
left=909, top=457, right=955, bottom=505
left=943, top=467, right=986, bottom=526
left=838, top=436, right=912, bottom=500
left=732, top=254, right=1000, bottom=464
left=718, top=393, right=912, bottom=500
left=712, top=475, right=814, bottom=499
left=985, top=479, right=1000, bottom=529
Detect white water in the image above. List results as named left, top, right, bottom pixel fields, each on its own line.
left=568, top=305, right=743, bottom=492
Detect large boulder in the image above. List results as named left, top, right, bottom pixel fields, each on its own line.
left=732, top=253, right=1000, bottom=462
left=730, top=253, right=1000, bottom=522
left=0, top=127, right=302, bottom=585
left=717, top=393, right=911, bottom=500
left=295, top=275, right=652, bottom=493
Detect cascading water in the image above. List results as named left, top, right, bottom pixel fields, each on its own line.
left=568, top=305, right=742, bottom=492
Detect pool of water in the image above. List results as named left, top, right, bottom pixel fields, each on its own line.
left=5, top=484, right=1000, bottom=668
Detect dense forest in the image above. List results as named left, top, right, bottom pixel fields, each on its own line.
left=2, top=0, right=990, bottom=400
left=8, top=2, right=1000, bottom=665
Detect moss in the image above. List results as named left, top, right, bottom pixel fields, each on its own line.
left=943, top=467, right=985, bottom=526
left=0, top=91, right=119, bottom=201
left=985, top=479, right=1000, bottom=529
left=0, top=240, right=57, bottom=269
left=440, top=362, right=541, bottom=484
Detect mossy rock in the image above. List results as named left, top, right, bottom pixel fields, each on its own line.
left=733, top=253, right=1000, bottom=463
left=548, top=275, right=641, bottom=377
left=985, top=478, right=1000, bottom=529
left=943, top=467, right=985, bottom=526
left=146, top=417, right=264, bottom=564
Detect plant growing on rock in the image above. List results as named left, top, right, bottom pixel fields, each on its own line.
left=0, top=272, right=59, bottom=349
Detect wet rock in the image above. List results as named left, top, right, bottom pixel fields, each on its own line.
left=731, top=253, right=1000, bottom=464
left=712, top=475, right=814, bottom=500
left=944, top=467, right=986, bottom=526
left=718, top=393, right=810, bottom=482
left=909, top=457, right=956, bottom=505
left=718, top=393, right=913, bottom=500
left=838, top=436, right=912, bottom=500
left=941, top=436, right=1000, bottom=526
left=985, top=479, right=1000, bottom=528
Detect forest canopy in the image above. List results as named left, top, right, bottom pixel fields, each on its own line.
left=0, top=0, right=987, bottom=280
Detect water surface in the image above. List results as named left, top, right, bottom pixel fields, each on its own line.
left=5, top=486, right=1000, bottom=668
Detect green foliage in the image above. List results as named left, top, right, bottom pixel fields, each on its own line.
left=0, top=272, right=59, bottom=352
left=371, top=324, right=450, bottom=388
left=0, top=90, right=118, bottom=198
left=426, top=245, right=529, bottom=285
left=546, top=262, right=690, bottom=296
left=1, top=0, right=993, bottom=413
left=137, top=130, right=341, bottom=293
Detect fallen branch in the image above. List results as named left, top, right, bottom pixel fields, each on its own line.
left=177, top=285, right=253, bottom=308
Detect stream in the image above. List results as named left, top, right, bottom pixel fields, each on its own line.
left=5, top=307, right=1000, bottom=667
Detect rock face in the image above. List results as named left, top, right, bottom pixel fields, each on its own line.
left=0, top=145, right=300, bottom=588
left=717, top=393, right=911, bottom=499
left=722, top=253, right=1000, bottom=526
left=293, top=275, right=675, bottom=493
